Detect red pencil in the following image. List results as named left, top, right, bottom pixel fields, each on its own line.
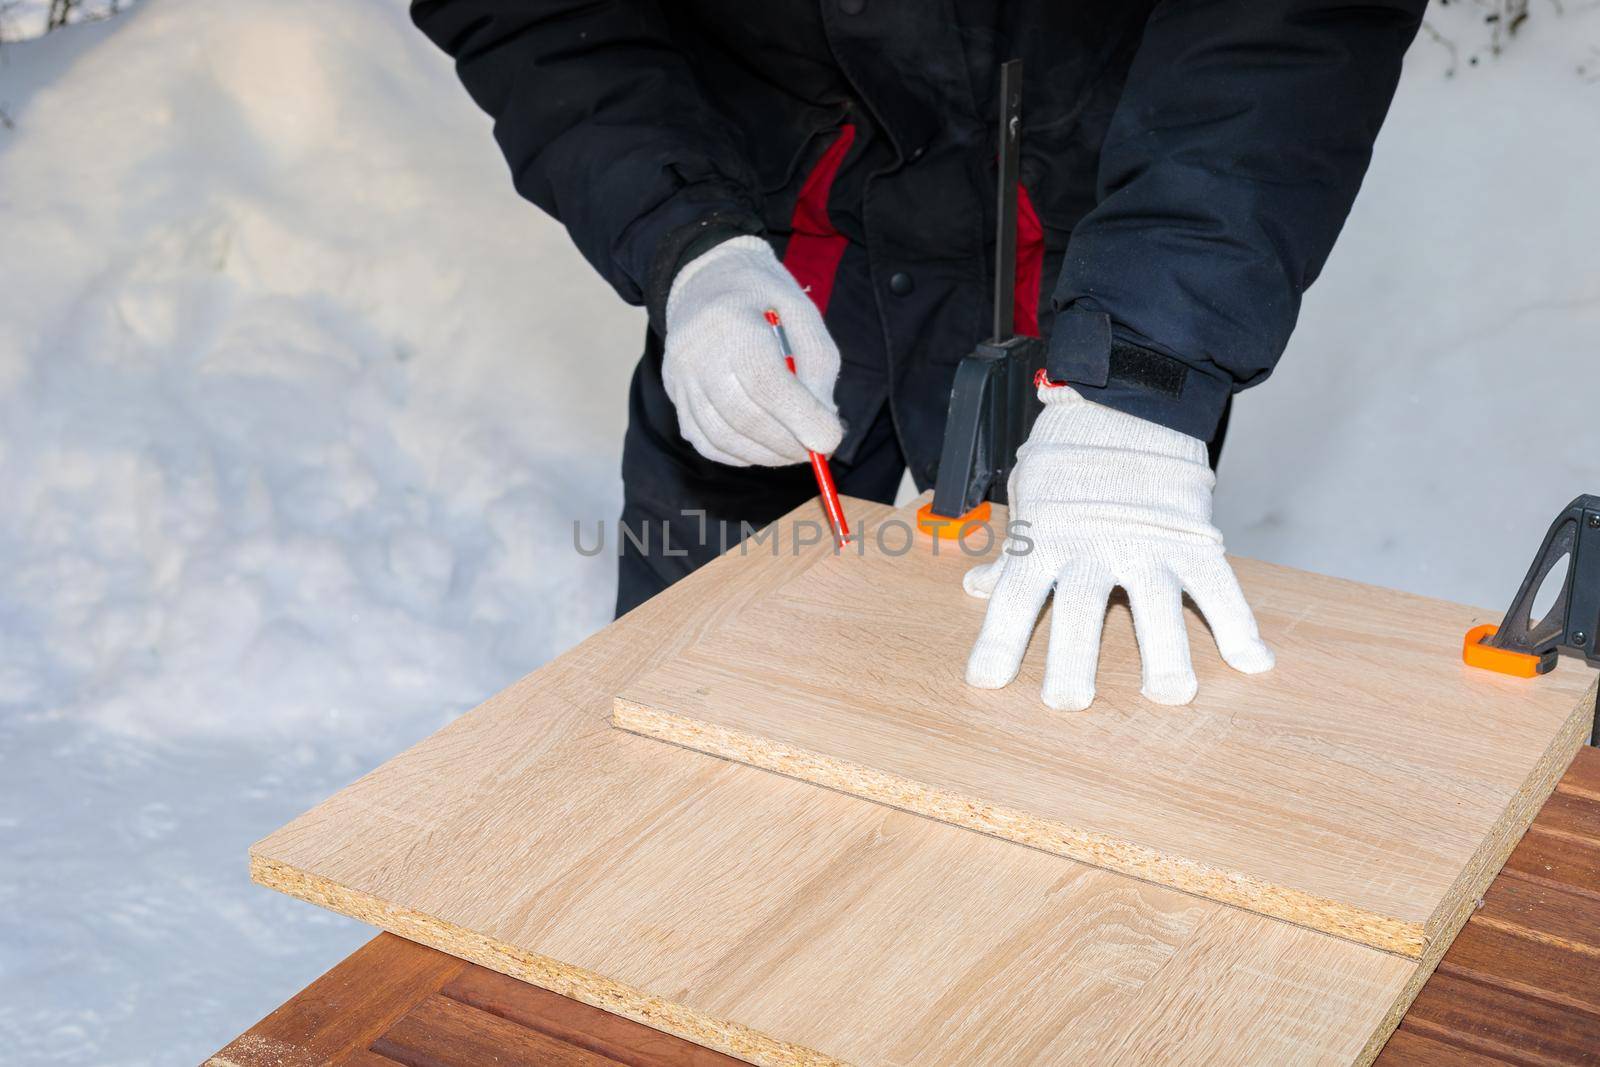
left=763, top=309, right=851, bottom=546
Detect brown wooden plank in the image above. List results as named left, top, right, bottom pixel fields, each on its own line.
left=1504, top=827, right=1600, bottom=902
left=1438, top=919, right=1600, bottom=1019
left=1548, top=783, right=1600, bottom=831
left=1558, top=747, right=1600, bottom=798
left=1479, top=875, right=1600, bottom=964
left=341, top=1052, right=407, bottom=1067
left=1376, top=1027, right=1516, bottom=1066
left=1531, top=788, right=1600, bottom=841
left=206, top=933, right=464, bottom=1067
left=371, top=992, right=624, bottom=1067
left=442, top=968, right=748, bottom=1066
left=1399, top=971, right=1600, bottom=1064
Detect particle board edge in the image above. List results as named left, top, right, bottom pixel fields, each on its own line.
left=1352, top=685, right=1589, bottom=1067
left=249, top=852, right=847, bottom=1067
left=1353, top=856, right=1499, bottom=1067
left=611, top=697, right=1427, bottom=958
left=1421, top=677, right=1597, bottom=949
left=1353, top=937, right=1447, bottom=1067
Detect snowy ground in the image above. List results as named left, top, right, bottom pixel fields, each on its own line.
left=1, top=2, right=1596, bottom=1064
left=0, top=0, right=132, bottom=44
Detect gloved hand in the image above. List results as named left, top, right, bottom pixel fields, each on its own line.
left=964, top=383, right=1273, bottom=710
left=663, top=235, right=844, bottom=466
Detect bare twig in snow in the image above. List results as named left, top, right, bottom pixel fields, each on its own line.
left=1425, top=0, right=1598, bottom=78
left=1420, top=20, right=1462, bottom=76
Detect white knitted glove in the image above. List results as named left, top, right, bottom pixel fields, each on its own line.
left=662, top=235, right=844, bottom=466
left=964, top=385, right=1273, bottom=710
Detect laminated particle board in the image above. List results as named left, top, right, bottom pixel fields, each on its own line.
left=253, top=498, right=1574, bottom=1065
left=615, top=498, right=1595, bottom=959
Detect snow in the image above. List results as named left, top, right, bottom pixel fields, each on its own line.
left=1, top=1, right=132, bottom=44
left=0, top=2, right=1596, bottom=1063
left=1, top=1, right=642, bottom=1060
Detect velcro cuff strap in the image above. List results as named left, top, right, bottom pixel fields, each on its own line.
left=1107, top=344, right=1186, bottom=399
left=1046, top=309, right=1114, bottom=387
left=1046, top=308, right=1188, bottom=400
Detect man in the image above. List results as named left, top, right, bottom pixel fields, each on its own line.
left=412, top=2, right=1424, bottom=710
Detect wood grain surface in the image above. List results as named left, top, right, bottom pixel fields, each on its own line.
left=1375, top=745, right=1600, bottom=1064
left=206, top=932, right=466, bottom=1067
left=616, top=499, right=1596, bottom=957
left=205, top=932, right=746, bottom=1067
left=251, top=498, right=1566, bottom=1065
left=216, top=752, right=1600, bottom=1067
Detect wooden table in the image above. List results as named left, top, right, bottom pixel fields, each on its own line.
left=210, top=747, right=1600, bottom=1067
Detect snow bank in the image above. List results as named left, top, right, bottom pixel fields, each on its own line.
left=0, top=1, right=1596, bottom=1063
left=0, top=0, right=645, bottom=742
left=1, top=0, right=642, bottom=1060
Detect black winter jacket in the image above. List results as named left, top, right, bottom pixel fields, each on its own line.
left=412, top=0, right=1423, bottom=481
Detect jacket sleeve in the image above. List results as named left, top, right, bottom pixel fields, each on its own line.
left=1045, top=0, right=1425, bottom=440
left=410, top=1, right=766, bottom=329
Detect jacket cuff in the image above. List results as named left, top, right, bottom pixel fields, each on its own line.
left=1045, top=308, right=1232, bottom=441
left=645, top=209, right=767, bottom=336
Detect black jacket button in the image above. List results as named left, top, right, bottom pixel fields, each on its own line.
left=889, top=271, right=914, bottom=296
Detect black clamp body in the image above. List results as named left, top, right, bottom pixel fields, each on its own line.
left=930, top=337, right=1044, bottom=516
left=1484, top=494, right=1600, bottom=743
left=928, top=59, right=1044, bottom=519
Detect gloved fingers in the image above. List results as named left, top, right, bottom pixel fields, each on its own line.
left=1041, top=563, right=1116, bottom=711
left=965, top=557, right=1054, bottom=690
left=675, top=394, right=751, bottom=467
left=963, top=558, right=1003, bottom=599
left=1123, top=568, right=1199, bottom=706
left=733, top=359, right=845, bottom=455
left=708, top=375, right=813, bottom=464
left=685, top=383, right=793, bottom=467
left=1176, top=554, right=1275, bottom=675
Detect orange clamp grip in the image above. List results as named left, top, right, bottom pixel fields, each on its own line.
left=1462, top=623, right=1543, bottom=678
left=916, top=500, right=992, bottom=540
